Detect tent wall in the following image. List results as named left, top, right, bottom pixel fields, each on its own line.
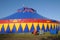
left=0, top=23, right=59, bottom=34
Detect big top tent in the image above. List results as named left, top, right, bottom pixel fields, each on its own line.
left=0, top=7, right=60, bottom=34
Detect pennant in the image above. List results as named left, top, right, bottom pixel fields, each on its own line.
left=0, top=24, right=3, bottom=32
left=21, top=23, right=26, bottom=31
left=44, top=23, right=47, bottom=30
left=48, top=23, right=51, bottom=30
left=33, top=23, right=38, bottom=30
left=52, top=23, right=55, bottom=29
left=4, top=23, right=8, bottom=32
left=55, top=23, right=57, bottom=28
left=15, top=23, right=20, bottom=32
left=9, top=23, right=14, bottom=31
left=39, top=23, right=43, bottom=30
left=27, top=23, right=32, bottom=31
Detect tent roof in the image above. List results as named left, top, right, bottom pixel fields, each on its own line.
left=0, top=7, right=59, bottom=23
left=1, top=7, right=49, bottom=20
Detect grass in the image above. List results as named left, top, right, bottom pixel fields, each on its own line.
left=0, top=31, right=60, bottom=40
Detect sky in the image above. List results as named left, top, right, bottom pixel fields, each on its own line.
left=0, top=0, right=60, bottom=21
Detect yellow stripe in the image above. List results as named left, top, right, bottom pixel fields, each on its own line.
left=9, top=23, right=14, bottom=31
left=15, top=23, right=20, bottom=31
left=33, top=23, right=38, bottom=30
left=44, top=23, right=47, bottom=30
left=52, top=23, right=55, bottom=29
left=48, top=23, right=51, bottom=29
left=27, top=23, right=32, bottom=31
left=4, top=23, right=8, bottom=31
left=21, top=23, right=26, bottom=31
left=39, top=23, right=43, bottom=30
left=0, top=24, right=3, bottom=31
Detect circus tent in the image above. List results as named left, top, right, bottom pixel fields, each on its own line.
left=0, top=7, right=60, bottom=34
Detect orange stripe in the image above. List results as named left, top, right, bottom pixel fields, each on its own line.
left=0, top=19, right=59, bottom=23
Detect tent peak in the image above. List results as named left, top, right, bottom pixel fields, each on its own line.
left=17, top=7, right=36, bottom=13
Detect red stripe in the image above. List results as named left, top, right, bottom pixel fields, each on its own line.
left=0, top=19, right=59, bottom=23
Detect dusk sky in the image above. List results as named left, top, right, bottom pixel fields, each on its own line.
left=0, top=0, right=60, bottom=21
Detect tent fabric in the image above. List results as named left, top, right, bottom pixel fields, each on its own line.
left=0, top=23, right=59, bottom=34
left=1, top=7, right=50, bottom=20
left=0, top=7, right=60, bottom=34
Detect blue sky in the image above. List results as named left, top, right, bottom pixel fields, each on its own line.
left=0, top=0, right=60, bottom=21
